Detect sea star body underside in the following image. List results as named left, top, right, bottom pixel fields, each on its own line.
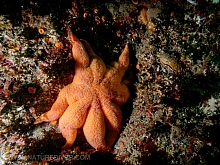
left=34, top=28, right=130, bottom=150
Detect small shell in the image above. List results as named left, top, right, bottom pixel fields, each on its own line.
left=159, top=54, right=182, bottom=71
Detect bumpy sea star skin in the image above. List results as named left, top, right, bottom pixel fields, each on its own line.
left=34, top=28, right=130, bottom=150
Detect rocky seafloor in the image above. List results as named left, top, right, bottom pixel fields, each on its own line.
left=0, top=0, right=220, bottom=164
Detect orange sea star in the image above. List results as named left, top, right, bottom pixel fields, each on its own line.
left=34, top=28, right=130, bottom=150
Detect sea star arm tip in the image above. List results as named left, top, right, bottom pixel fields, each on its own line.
left=67, top=29, right=89, bottom=68
left=118, top=44, right=130, bottom=69
left=67, top=27, right=78, bottom=42
left=34, top=87, right=69, bottom=124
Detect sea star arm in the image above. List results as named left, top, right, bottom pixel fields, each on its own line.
left=58, top=96, right=92, bottom=149
left=34, top=87, right=69, bottom=124
left=80, top=40, right=97, bottom=58
left=101, top=44, right=130, bottom=105
left=67, top=28, right=89, bottom=69
left=101, top=99, right=122, bottom=148
left=80, top=39, right=106, bottom=84
left=114, top=44, right=130, bottom=82
left=118, top=44, right=130, bottom=70
left=83, top=99, right=106, bottom=150
left=103, top=44, right=129, bottom=84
